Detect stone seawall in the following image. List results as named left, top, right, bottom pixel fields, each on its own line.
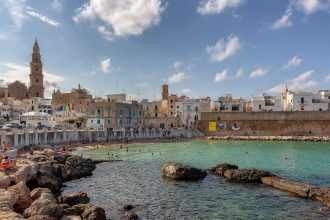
left=197, top=111, right=330, bottom=136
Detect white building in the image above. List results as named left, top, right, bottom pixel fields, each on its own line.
left=251, top=94, right=283, bottom=112
left=176, top=98, right=212, bottom=127
left=217, top=94, right=244, bottom=112
left=283, top=89, right=328, bottom=111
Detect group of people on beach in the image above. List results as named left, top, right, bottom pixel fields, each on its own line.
left=0, top=141, right=16, bottom=170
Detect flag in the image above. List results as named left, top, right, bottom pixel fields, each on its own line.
left=57, top=105, right=64, bottom=111
left=64, top=105, right=68, bottom=112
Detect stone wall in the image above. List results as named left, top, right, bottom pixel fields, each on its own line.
left=197, top=111, right=330, bottom=136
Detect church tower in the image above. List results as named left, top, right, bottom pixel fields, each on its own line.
left=162, top=84, right=169, bottom=100
left=28, top=39, right=44, bottom=98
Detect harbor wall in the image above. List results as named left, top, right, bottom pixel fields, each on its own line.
left=197, top=111, right=330, bottom=136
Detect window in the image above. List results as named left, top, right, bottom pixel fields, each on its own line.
left=155, top=113, right=158, bottom=117
left=220, top=106, right=225, bottom=110
left=36, top=92, right=39, bottom=97
left=36, top=79, right=39, bottom=83
left=155, top=105, right=158, bottom=110
left=171, top=100, right=173, bottom=103
left=232, top=106, right=239, bottom=111
left=319, top=109, right=323, bottom=111
left=171, top=105, right=173, bottom=109
left=259, top=104, right=261, bottom=110
left=328, top=96, right=330, bottom=99
left=97, top=120, right=100, bottom=124
left=177, top=106, right=179, bottom=109
left=301, top=97, right=304, bottom=104
left=108, top=119, right=111, bottom=124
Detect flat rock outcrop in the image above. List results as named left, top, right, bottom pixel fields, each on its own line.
left=62, top=156, right=96, bottom=180
left=224, top=169, right=274, bottom=183
left=162, top=162, right=207, bottom=181
left=309, top=187, right=330, bottom=208
left=261, top=176, right=312, bottom=197
left=208, top=163, right=238, bottom=176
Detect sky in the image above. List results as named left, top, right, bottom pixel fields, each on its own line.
left=0, top=0, right=329, bottom=100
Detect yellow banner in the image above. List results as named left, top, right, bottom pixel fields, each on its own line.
left=208, top=121, right=217, bottom=132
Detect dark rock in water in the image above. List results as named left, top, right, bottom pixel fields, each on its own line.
left=62, top=156, right=96, bottom=180
left=81, top=205, right=106, bottom=220
left=124, top=204, right=134, bottom=211
left=262, top=176, right=312, bottom=197
left=224, top=169, right=274, bottom=183
left=58, top=192, right=90, bottom=206
left=309, top=187, right=330, bottom=208
left=125, top=211, right=138, bottom=220
left=208, top=163, right=238, bottom=176
left=162, top=162, right=207, bottom=181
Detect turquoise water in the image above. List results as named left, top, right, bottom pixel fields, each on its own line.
left=63, top=140, right=330, bottom=219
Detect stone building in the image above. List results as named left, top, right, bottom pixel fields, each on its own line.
left=51, top=84, right=93, bottom=118
left=8, top=81, right=28, bottom=99
left=86, top=98, right=144, bottom=130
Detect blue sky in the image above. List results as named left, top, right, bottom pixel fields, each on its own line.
left=0, top=0, right=329, bottom=99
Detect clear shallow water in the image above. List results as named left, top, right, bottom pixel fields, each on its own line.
left=63, top=140, right=330, bottom=219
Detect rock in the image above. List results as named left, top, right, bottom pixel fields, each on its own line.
left=162, top=162, right=207, bottom=181
left=27, top=155, right=48, bottom=163
left=61, top=215, right=82, bottom=220
left=11, top=163, right=38, bottom=184
left=50, top=154, right=70, bottom=164
left=36, top=162, right=61, bottom=193
left=124, top=204, right=134, bottom=211
left=59, top=192, right=90, bottom=206
left=261, top=176, right=312, bottom=197
left=81, top=205, right=106, bottom=220
left=208, top=163, right=238, bottom=176
left=0, top=189, right=16, bottom=211
left=0, top=210, right=24, bottom=220
left=62, top=156, right=96, bottom=180
left=309, top=187, right=330, bottom=207
left=23, top=192, right=63, bottom=219
left=0, top=176, right=11, bottom=189
left=124, top=211, right=138, bottom=220
left=30, top=188, right=53, bottom=201
left=42, top=149, right=57, bottom=157
left=8, top=181, right=33, bottom=213
left=53, top=163, right=65, bottom=178
left=28, top=215, right=56, bottom=220
left=62, top=203, right=93, bottom=216
left=224, top=169, right=274, bottom=183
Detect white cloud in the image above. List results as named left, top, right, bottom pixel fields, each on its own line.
left=167, top=72, right=189, bottom=84
left=0, top=62, right=65, bottom=98
left=272, top=9, right=293, bottom=29
left=97, top=26, right=114, bottom=41
left=249, top=68, right=268, bottom=78
left=173, top=61, right=184, bottom=69
left=136, top=82, right=148, bottom=89
left=207, top=35, right=242, bottom=62
left=73, top=0, right=166, bottom=38
left=295, top=0, right=326, bottom=14
left=214, top=69, right=229, bottom=82
left=197, top=0, right=245, bottom=15
left=182, top=88, right=192, bottom=94
left=325, top=74, right=330, bottom=81
left=283, top=56, right=302, bottom=69
left=2, top=0, right=26, bottom=29
left=52, top=0, right=62, bottom=13
left=100, top=58, right=111, bottom=73
left=268, top=70, right=318, bottom=93
left=236, top=68, right=244, bottom=78
left=27, top=9, right=61, bottom=27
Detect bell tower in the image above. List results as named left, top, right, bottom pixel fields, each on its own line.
left=28, top=39, right=44, bottom=98
left=162, top=84, right=169, bottom=100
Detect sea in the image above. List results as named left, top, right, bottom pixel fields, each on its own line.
left=62, top=140, right=330, bottom=219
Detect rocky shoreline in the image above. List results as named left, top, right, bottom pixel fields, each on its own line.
left=207, top=135, right=330, bottom=142
left=162, top=162, right=330, bottom=210
left=0, top=149, right=108, bottom=220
